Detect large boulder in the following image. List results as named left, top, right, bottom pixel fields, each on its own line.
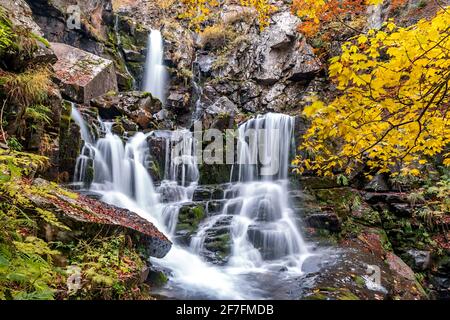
left=0, top=0, right=41, bottom=35
left=201, top=96, right=240, bottom=130
left=0, top=0, right=57, bottom=70
left=29, top=178, right=172, bottom=258
left=51, top=42, right=118, bottom=104
left=254, top=11, right=321, bottom=84
left=91, top=91, right=164, bottom=129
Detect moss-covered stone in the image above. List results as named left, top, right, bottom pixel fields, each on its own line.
left=147, top=270, right=168, bottom=287
left=176, top=204, right=206, bottom=233
left=199, top=164, right=232, bottom=185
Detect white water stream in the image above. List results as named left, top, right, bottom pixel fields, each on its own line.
left=142, top=29, right=167, bottom=104
left=70, top=31, right=312, bottom=299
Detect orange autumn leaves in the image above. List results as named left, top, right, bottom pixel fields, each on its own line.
left=292, top=0, right=407, bottom=37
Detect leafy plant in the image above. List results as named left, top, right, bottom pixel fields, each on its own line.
left=0, top=8, right=13, bottom=50
left=0, top=67, right=52, bottom=107
left=294, top=9, right=450, bottom=177
left=6, top=136, right=22, bottom=151
left=25, top=104, right=51, bottom=125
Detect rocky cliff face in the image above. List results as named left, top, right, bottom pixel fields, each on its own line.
left=104, top=1, right=322, bottom=128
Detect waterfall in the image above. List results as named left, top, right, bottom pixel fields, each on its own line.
left=71, top=104, right=95, bottom=184
left=231, top=114, right=308, bottom=270
left=191, top=56, right=205, bottom=124
left=71, top=107, right=244, bottom=298
left=191, top=113, right=309, bottom=272
left=142, top=30, right=167, bottom=104
left=71, top=103, right=93, bottom=144
left=72, top=104, right=311, bottom=299
left=154, top=129, right=200, bottom=241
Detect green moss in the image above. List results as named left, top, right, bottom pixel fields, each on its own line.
left=142, top=92, right=153, bottom=98
left=305, top=293, right=328, bottom=300
left=177, top=205, right=206, bottom=233
left=337, top=291, right=360, bottom=300
left=148, top=271, right=168, bottom=287
left=192, top=206, right=205, bottom=221
left=205, top=234, right=231, bottom=253
left=30, top=32, right=50, bottom=48
left=199, top=164, right=231, bottom=184
left=354, top=275, right=365, bottom=288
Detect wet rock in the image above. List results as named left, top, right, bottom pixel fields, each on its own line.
left=211, top=187, right=225, bottom=199
left=223, top=198, right=243, bottom=215
left=404, top=250, right=431, bottom=271
left=364, top=174, right=390, bottom=192
left=147, top=268, right=169, bottom=287
left=193, top=187, right=213, bottom=201
left=193, top=214, right=234, bottom=264
left=389, top=203, right=413, bottom=217
left=199, top=164, right=232, bottom=185
left=28, top=179, right=171, bottom=258
left=202, top=96, right=239, bottom=130
left=51, top=42, right=118, bottom=104
left=207, top=200, right=226, bottom=214
left=176, top=203, right=206, bottom=235
left=304, top=210, right=341, bottom=233
left=91, top=91, right=163, bottom=129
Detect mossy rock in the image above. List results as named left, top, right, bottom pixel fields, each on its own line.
left=147, top=270, right=168, bottom=287
left=177, top=204, right=206, bottom=233
left=199, top=164, right=232, bottom=185
left=204, top=233, right=231, bottom=253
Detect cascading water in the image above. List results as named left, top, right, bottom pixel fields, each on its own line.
left=71, top=28, right=314, bottom=299
left=230, top=114, right=308, bottom=271
left=190, top=114, right=309, bottom=274
left=71, top=104, right=95, bottom=185
left=72, top=106, right=313, bottom=298
left=154, top=129, right=200, bottom=239
left=71, top=108, right=246, bottom=298
left=142, top=29, right=167, bottom=104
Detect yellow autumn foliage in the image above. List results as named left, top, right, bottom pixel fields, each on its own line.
left=294, top=9, right=450, bottom=177
left=179, top=0, right=274, bottom=30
